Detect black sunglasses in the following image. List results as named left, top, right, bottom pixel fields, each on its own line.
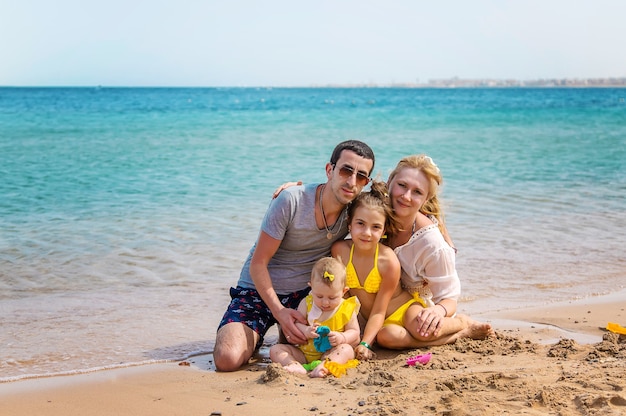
left=333, top=164, right=370, bottom=186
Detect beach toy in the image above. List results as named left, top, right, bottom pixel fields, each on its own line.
left=323, top=359, right=359, bottom=377
left=314, top=325, right=332, bottom=352
left=406, top=352, right=432, bottom=366
left=606, top=322, right=626, bottom=335
left=301, top=360, right=322, bottom=372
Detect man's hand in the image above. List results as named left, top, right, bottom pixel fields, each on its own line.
left=275, top=307, right=307, bottom=345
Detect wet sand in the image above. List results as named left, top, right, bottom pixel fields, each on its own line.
left=1, top=292, right=625, bottom=415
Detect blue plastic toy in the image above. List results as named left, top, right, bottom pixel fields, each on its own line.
left=313, top=325, right=332, bottom=352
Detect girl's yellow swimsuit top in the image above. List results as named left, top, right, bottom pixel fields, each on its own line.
left=345, top=243, right=382, bottom=293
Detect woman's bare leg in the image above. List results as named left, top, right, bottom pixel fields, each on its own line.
left=377, top=312, right=494, bottom=349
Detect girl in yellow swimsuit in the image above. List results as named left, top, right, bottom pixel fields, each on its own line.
left=332, top=181, right=425, bottom=361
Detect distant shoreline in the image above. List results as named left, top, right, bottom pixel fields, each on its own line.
left=2, top=77, right=626, bottom=89
left=314, top=76, right=626, bottom=88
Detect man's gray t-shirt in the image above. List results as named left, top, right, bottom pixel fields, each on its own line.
left=237, top=183, right=349, bottom=295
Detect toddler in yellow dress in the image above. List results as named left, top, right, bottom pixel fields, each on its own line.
left=269, top=257, right=360, bottom=377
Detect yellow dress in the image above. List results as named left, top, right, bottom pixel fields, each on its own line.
left=298, top=295, right=359, bottom=362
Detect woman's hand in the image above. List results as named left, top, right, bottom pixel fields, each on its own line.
left=416, top=306, right=445, bottom=338
left=272, top=181, right=302, bottom=199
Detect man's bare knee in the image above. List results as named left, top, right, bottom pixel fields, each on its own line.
left=214, top=323, right=257, bottom=372
left=214, top=348, right=246, bottom=372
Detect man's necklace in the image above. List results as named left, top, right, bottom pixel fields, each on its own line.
left=319, top=184, right=344, bottom=239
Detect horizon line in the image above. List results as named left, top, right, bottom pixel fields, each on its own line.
left=3, top=76, right=626, bottom=89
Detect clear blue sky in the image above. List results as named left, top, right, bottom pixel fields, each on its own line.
left=1, top=0, right=625, bottom=87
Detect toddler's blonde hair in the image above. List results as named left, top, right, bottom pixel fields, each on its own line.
left=311, top=257, right=346, bottom=287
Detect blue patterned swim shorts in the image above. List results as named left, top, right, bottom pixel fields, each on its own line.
left=218, top=286, right=310, bottom=349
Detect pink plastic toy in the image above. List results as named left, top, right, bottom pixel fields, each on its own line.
left=406, top=352, right=432, bottom=366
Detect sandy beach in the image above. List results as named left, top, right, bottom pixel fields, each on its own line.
left=1, top=292, right=624, bottom=416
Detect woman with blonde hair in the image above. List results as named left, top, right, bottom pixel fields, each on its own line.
left=375, top=154, right=493, bottom=349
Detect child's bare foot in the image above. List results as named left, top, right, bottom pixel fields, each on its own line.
left=284, top=362, right=307, bottom=375
left=308, top=363, right=329, bottom=378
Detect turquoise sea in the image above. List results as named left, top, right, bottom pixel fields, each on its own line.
left=1, top=87, right=625, bottom=381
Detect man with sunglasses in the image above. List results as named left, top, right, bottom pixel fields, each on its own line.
left=214, top=140, right=375, bottom=372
